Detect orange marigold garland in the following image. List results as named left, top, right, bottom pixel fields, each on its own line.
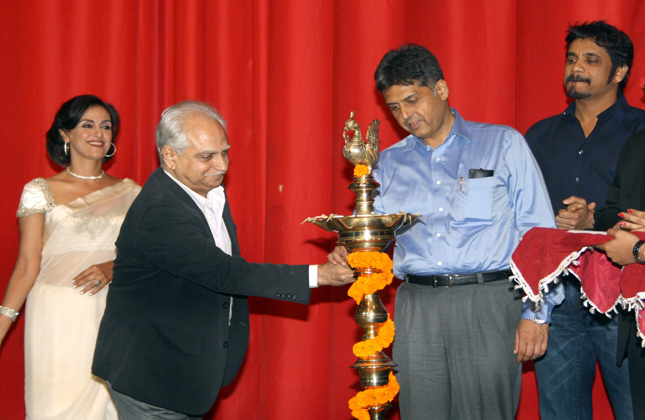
left=353, top=164, right=370, bottom=178
left=349, top=372, right=400, bottom=420
left=352, top=318, right=395, bottom=358
left=347, top=251, right=398, bottom=418
left=347, top=252, right=394, bottom=304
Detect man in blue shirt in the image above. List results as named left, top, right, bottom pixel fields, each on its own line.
left=330, top=44, right=554, bottom=420
left=524, top=21, right=645, bottom=420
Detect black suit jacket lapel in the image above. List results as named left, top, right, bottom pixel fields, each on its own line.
left=154, top=167, right=208, bottom=223
left=154, top=168, right=240, bottom=256
left=222, top=188, right=240, bottom=257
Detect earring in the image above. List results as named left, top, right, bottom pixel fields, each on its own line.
left=104, top=143, right=117, bottom=158
left=64, top=142, right=69, bottom=155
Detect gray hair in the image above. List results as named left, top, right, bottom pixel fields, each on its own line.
left=156, top=100, right=227, bottom=163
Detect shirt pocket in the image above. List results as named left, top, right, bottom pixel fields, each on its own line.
left=459, top=177, right=496, bottom=220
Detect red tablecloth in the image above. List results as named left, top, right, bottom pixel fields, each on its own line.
left=510, top=227, right=645, bottom=343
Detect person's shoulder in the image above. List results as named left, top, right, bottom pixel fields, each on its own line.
left=21, top=177, right=55, bottom=201
left=527, top=113, right=563, bottom=128
left=381, top=136, right=413, bottom=151
left=378, top=136, right=414, bottom=159
left=119, top=178, right=142, bottom=191
left=23, top=177, right=50, bottom=190
left=523, top=113, right=564, bottom=139
left=461, top=118, right=523, bottom=143
left=134, top=170, right=192, bottom=210
left=17, top=177, right=56, bottom=217
left=622, top=104, right=645, bottom=126
left=373, top=137, right=415, bottom=176
left=133, top=173, right=166, bottom=202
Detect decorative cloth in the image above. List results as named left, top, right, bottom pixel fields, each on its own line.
left=510, top=227, right=645, bottom=344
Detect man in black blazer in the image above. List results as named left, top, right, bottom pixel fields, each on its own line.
left=92, top=101, right=354, bottom=419
left=593, top=128, right=645, bottom=420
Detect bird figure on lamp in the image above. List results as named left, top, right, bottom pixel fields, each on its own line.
left=342, top=111, right=380, bottom=173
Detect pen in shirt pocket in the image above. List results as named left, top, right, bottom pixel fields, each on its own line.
left=459, top=177, right=463, bottom=191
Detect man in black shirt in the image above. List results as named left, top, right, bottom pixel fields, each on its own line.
left=524, top=21, right=645, bottom=420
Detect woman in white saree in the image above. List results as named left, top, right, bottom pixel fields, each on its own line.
left=0, top=95, right=140, bottom=419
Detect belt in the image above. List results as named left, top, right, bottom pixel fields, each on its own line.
left=405, top=269, right=513, bottom=287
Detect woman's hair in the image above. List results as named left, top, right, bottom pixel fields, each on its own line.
left=46, top=95, right=120, bottom=166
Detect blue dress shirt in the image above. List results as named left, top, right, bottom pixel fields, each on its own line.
left=373, top=109, right=555, bottom=287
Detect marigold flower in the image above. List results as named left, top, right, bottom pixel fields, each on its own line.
left=352, top=319, right=395, bottom=358
left=354, top=164, right=370, bottom=178
left=348, top=372, right=400, bottom=419
left=350, top=409, right=370, bottom=420
left=347, top=252, right=394, bottom=303
left=347, top=252, right=399, bottom=417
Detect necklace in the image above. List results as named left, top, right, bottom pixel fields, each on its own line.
left=66, top=167, right=105, bottom=180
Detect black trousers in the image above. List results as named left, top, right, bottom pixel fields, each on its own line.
left=620, top=315, right=645, bottom=420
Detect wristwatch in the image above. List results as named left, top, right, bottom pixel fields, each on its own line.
left=633, top=240, right=645, bottom=264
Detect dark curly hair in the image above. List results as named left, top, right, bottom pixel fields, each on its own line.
left=566, top=21, right=634, bottom=94
left=374, top=44, right=444, bottom=93
left=46, top=95, right=120, bottom=166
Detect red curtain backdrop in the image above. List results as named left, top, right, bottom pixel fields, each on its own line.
left=2, top=1, right=645, bottom=418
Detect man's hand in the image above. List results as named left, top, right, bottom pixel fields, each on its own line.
left=555, top=196, right=595, bottom=230
left=327, top=245, right=349, bottom=266
left=594, top=227, right=639, bottom=266
left=514, top=319, right=549, bottom=362
left=317, top=261, right=355, bottom=286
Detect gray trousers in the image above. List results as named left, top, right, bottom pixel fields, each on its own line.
left=393, top=280, right=523, bottom=420
left=105, top=382, right=202, bottom=420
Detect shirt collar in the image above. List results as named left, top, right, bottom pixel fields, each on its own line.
left=403, top=108, right=469, bottom=152
left=561, top=94, right=630, bottom=125
left=206, top=185, right=226, bottom=209
left=163, top=168, right=225, bottom=211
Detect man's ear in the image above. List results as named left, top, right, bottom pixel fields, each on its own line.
left=435, top=79, right=450, bottom=101
left=613, top=65, right=628, bottom=85
left=161, top=145, right=177, bottom=170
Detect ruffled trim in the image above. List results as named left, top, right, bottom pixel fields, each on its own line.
left=513, top=251, right=645, bottom=347
left=510, top=247, right=589, bottom=307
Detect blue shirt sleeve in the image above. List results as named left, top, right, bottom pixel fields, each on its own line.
left=502, top=128, right=555, bottom=236
left=521, top=281, right=564, bottom=323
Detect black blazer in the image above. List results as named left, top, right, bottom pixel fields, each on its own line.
left=92, top=168, right=310, bottom=416
left=594, top=129, right=645, bottom=364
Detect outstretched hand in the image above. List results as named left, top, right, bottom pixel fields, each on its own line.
left=317, top=261, right=355, bottom=286
left=72, top=260, right=114, bottom=296
left=327, top=245, right=349, bottom=266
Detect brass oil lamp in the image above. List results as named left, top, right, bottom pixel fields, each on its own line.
left=304, top=112, right=418, bottom=420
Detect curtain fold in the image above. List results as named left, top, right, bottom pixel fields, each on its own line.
left=2, top=1, right=643, bottom=418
